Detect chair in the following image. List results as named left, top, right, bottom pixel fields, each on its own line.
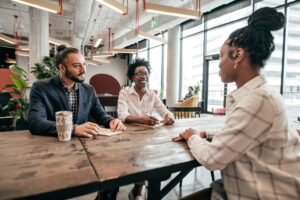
left=168, top=107, right=201, bottom=119
left=174, top=96, right=199, bottom=118
left=104, top=106, right=118, bottom=118
left=0, top=92, right=14, bottom=131
left=89, top=74, right=121, bottom=96
left=212, top=107, right=226, bottom=116
left=177, top=96, right=199, bottom=107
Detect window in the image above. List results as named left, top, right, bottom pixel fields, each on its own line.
left=149, top=47, right=162, bottom=91
left=181, top=33, right=204, bottom=99
left=206, top=20, right=247, bottom=55
left=138, top=50, right=148, bottom=60
left=254, top=0, right=285, bottom=10
left=206, top=6, right=251, bottom=29
left=283, top=3, right=300, bottom=117
left=260, top=8, right=284, bottom=93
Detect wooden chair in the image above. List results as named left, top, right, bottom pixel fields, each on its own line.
left=168, top=106, right=201, bottom=119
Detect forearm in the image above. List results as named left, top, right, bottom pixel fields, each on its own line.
left=28, top=116, right=57, bottom=136
left=125, top=116, right=145, bottom=124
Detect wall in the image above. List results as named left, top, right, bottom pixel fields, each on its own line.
left=84, top=55, right=128, bottom=87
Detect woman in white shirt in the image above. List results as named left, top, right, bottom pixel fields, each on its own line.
left=174, top=7, right=300, bottom=200
left=118, top=58, right=174, bottom=126
left=118, top=58, right=174, bottom=200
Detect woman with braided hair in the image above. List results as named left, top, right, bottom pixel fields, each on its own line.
left=173, top=7, right=300, bottom=200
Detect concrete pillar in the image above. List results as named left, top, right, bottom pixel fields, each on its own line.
left=29, top=7, right=49, bottom=81
left=166, top=25, right=180, bottom=106
left=72, top=36, right=82, bottom=51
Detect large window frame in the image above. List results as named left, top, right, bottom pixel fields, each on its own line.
left=179, top=0, right=300, bottom=113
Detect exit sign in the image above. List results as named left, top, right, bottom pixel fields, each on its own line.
left=150, top=19, right=157, bottom=28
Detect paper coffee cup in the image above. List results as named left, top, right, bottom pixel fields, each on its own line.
left=55, top=111, right=73, bottom=141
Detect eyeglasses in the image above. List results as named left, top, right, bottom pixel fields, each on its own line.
left=134, top=72, right=149, bottom=77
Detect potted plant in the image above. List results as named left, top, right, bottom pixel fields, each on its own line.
left=31, top=56, right=58, bottom=80
left=2, top=64, right=29, bottom=130
left=194, top=82, right=201, bottom=96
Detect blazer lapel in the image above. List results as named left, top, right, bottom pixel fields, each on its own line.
left=52, top=76, right=70, bottom=110
left=77, top=83, right=84, bottom=123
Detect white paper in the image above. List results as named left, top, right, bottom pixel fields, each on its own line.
left=97, top=128, right=123, bottom=136
left=132, top=122, right=164, bottom=128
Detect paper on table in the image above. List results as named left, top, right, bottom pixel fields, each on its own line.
left=132, top=122, right=164, bottom=128
left=97, top=128, right=123, bottom=136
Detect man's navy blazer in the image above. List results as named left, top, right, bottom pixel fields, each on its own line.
left=28, top=75, right=113, bottom=136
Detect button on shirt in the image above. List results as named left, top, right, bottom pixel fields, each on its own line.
left=60, top=77, right=79, bottom=124
left=188, top=75, right=300, bottom=200
left=117, top=87, right=173, bottom=122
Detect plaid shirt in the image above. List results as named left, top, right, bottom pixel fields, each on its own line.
left=188, top=75, right=300, bottom=200
left=59, top=77, right=79, bottom=124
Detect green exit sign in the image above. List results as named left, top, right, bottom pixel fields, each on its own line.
left=150, top=19, right=157, bottom=28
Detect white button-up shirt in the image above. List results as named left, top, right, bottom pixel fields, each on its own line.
left=188, top=75, right=300, bottom=200
left=117, top=87, right=173, bottom=122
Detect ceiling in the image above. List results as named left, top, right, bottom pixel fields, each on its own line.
left=0, top=0, right=233, bottom=53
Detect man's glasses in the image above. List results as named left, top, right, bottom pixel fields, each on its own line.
left=134, top=72, right=149, bottom=77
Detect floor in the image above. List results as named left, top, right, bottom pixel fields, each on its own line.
left=70, top=168, right=221, bottom=200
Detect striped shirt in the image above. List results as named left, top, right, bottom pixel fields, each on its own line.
left=188, top=75, right=300, bottom=200
left=117, top=87, right=173, bottom=122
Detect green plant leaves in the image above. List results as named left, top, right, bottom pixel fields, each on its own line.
left=10, top=76, right=27, bottom=90
left=2, top=84, right=16, bottom=89
left=31, top=56, right=58, bottom=80
left=9, top=65, right=27, bottom=80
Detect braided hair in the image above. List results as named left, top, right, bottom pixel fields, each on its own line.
left=227, top=7, right=285, bottom=68
left=55, top=45, right=79, bottom=69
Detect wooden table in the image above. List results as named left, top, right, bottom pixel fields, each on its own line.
left=81, top=116, right=225, bottom=199
left=0, top=131, right=98, bottom=199
left=0, top=116, right=224, bottom=200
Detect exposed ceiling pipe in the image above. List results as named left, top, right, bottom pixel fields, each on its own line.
left=81, top=0, right=101, bottom=47
left=72, top=0, right=94, bottom=50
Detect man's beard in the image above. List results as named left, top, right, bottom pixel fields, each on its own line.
left=65, top=68, right=85, bottom=83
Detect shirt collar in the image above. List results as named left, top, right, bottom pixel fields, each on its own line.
left=58, top=75, right=79, bottom=93
left=129, top=86, right=149, bottom=96
left=228, top=74, right=266, bottom=103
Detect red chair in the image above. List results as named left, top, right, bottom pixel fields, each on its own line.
left=89, top=74, right=121, bottom=96
left=212, top=107, right=226, bottom=116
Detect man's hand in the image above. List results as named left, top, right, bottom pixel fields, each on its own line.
left=141, top=116, right=159, bottom=126
left=74, top=122, right=100, bottom=138
left=163, top=114, right=174, bottom=125
left=172, top=128, right=197, bottom=142
left=109, top=119, right=126, bottom=131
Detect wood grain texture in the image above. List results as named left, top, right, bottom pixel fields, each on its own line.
left=81, top=117, right=225, bottom=189
left=0, top=131, right=98, bottom=199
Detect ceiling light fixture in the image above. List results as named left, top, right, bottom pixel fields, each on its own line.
left=86, top=60, right=99, bottom=66
left=7, top=59, right=16, bottom=64
left=95, top=0, right=127, bottom=14
left=93, top=57, right=112, bottom=63
left=94, top=34, right=103, bottom=48
left=11, top=0, right=61, bottom=14
left=136, top=30, right=167, bottom=44
left=19, top=45, right=29, bottom=51
left=109, top=49, right=138, bottom=54
left=93, top=52, right=114, bottom=57
left=144, top=2, right=201, bottom=19
left=15, top=51, right=29, bottom=57
left=0, top=33, right=16, bottom=45
left=49, top=37, right=70, bottom=47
